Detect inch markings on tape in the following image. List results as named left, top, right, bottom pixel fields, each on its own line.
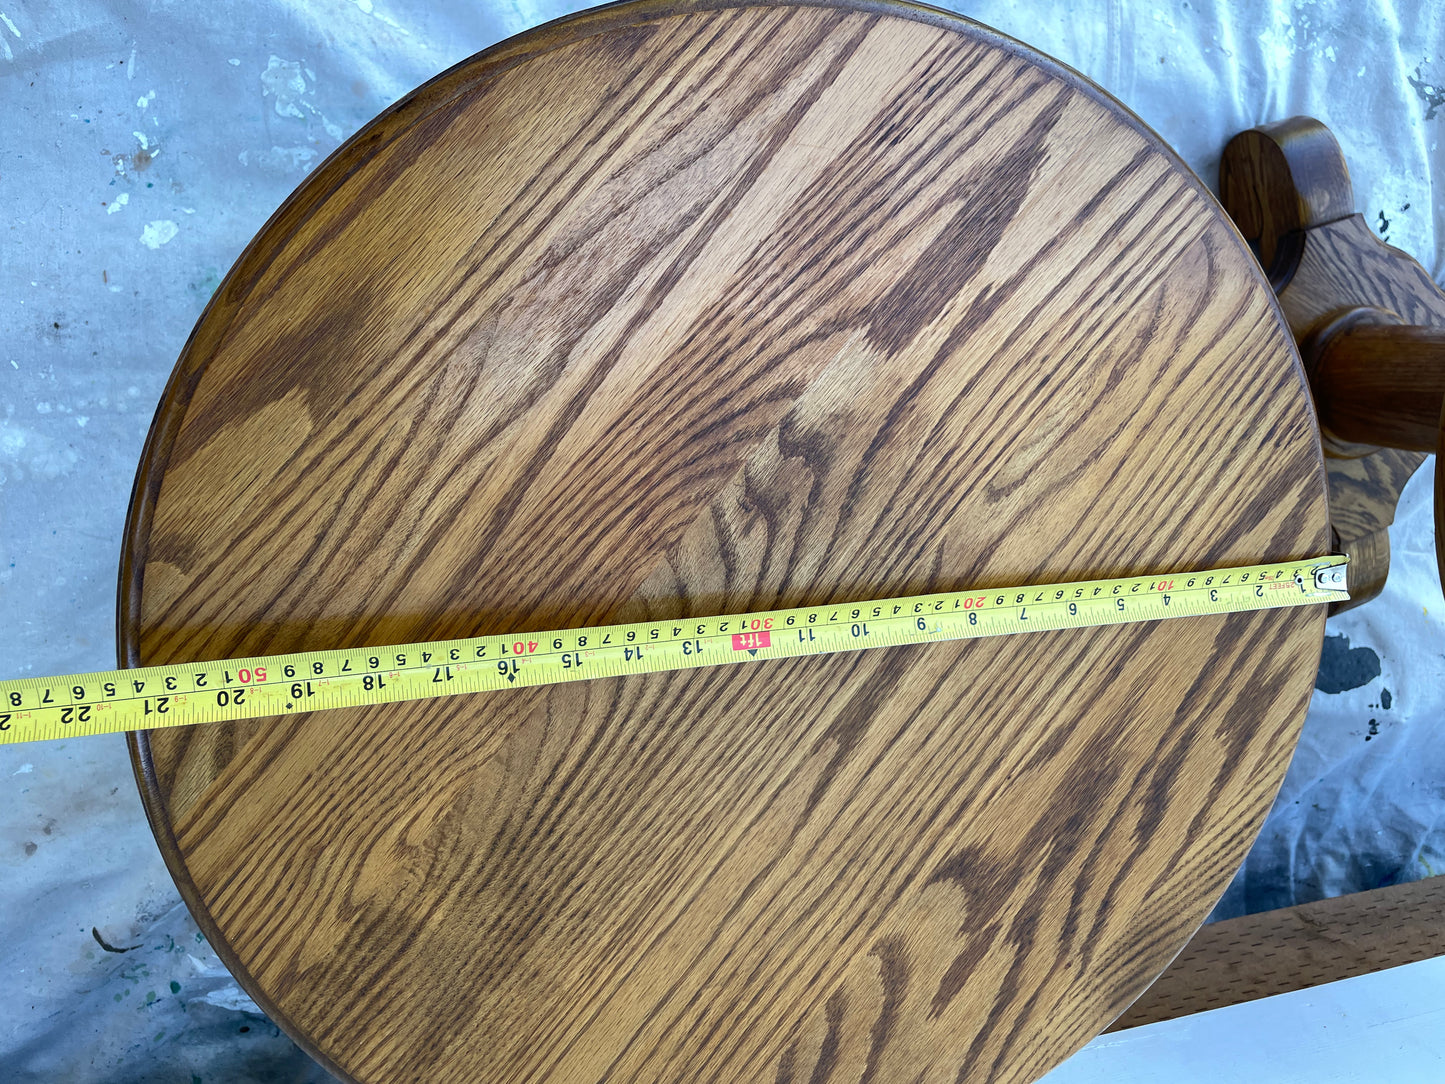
left=0, top=556, right=1348, bottom=746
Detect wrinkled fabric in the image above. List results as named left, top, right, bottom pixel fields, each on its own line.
left=0, top=1, right=1440, bottom=1079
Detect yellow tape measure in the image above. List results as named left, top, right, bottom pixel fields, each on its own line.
left=0, top=556, right=1348, bottom=746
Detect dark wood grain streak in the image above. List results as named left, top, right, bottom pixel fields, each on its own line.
left=121, top=3, right=1328, bottom=1082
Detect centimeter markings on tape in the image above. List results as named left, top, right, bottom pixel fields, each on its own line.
left=0, top=556, right=1348, bottom=746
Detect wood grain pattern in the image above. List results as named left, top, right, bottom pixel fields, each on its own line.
left=1111, top=873, right=1445, bottom=1030
left=121, top=4, right=1329, bottom=1082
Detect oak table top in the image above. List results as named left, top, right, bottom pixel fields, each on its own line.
left=121, top=2, right=1330, bottom=1081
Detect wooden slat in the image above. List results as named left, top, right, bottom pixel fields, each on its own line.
left=1111, top=875, right=1445, bottom=1030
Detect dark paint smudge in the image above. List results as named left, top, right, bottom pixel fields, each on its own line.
left=1408, top=66, right=1445, bottom=120
left=92, top=927, right=142, bottom=953
left=1381, top=688, right=1393, bottom=710
left=1315, top=634, right=1381, bottom=693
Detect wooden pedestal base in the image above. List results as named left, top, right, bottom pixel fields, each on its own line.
left=1220, top=117, right=1445, bottom=607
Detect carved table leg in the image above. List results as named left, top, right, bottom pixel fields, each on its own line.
left=1220, top=118, right=1444, bottom=608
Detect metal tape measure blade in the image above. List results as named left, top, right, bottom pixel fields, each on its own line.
left=0, top=556, right=1348, bottom=746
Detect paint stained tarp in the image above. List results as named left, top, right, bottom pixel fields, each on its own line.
left=0, top=1, right=1441, bottom=1080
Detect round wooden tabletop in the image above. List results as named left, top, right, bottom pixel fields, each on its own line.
left=122, top=3, right=1330, bottom=1082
